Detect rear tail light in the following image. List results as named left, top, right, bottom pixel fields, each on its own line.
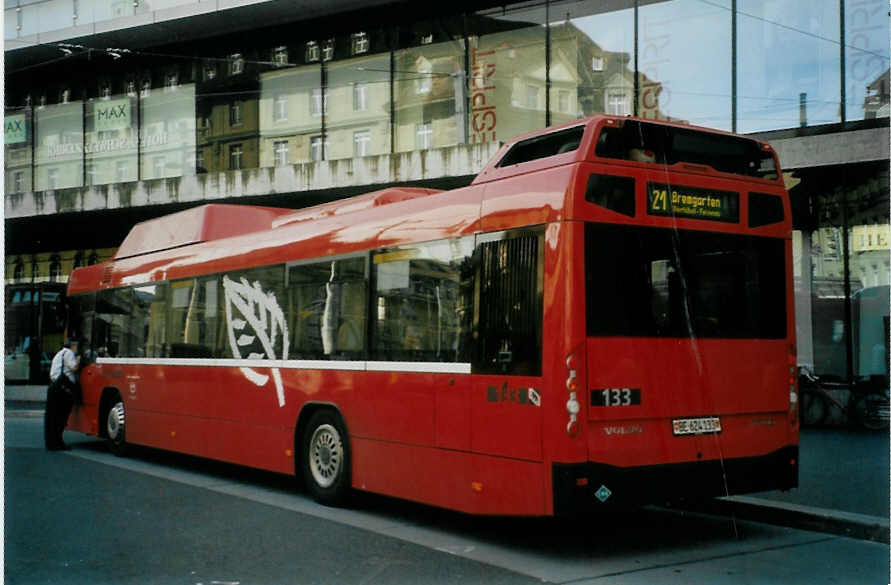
left=566, top=352, right=581, bottom=436
left=788, top=346, right=798, bottom=425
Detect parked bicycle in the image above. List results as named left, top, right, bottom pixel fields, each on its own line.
left=798, top=367, right=890, bottom=430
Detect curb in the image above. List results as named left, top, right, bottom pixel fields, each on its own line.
left=688, top=495, right=890, bottom=544
left=5, top=408, right=45, bottom=418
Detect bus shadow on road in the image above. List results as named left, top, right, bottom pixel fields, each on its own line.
left=71, top=435, right=797, bottom=562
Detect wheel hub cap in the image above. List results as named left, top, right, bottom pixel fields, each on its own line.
left=107, top=403, right=125, bottom=441
left=309, top=424, right=342, bottom=488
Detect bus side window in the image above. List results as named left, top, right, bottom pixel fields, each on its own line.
left=288, top=257, right=366, bottom=360
left=473, top=229, right=544, bottom=376
left=371, top=238, right=474, bottom=364
left=67, top=292, right=95, bottom=363
left=221, top=265, right=288, bottom=362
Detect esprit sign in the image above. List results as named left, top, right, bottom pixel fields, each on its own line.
left=5, top=114, right=27, bottom=144
left=94, top=99, right=131, bottom=132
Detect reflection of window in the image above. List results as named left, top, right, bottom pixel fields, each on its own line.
left=152, top=156, right=165, bottom=177
left=310, top=89, right=327, bottom=117
left=274, top=141, right=289, bottom=166
left=310, top=136, right=326, bottom=161
left=47, top=168, right=59, bottom=190
left=306, top=42, right=320, bottom=63
left=416, top=57, right=432, bottom=95
left=140, top=79, right=151, bottom=98
left=273, top=94, right=288, bottom=122
left=230, top=101, right=243, bottom=126
left=49, top=255, right=61, bottom=282
left=13, top=171, right=25, bottom=193
left=13, top=258, right=24, bottom=282
left=229, top=144, right=243, bottom=170
left=353, top=130, right=370, bottom=157
left=322, top=39, right=335, bottom=61
left=273, top=46, right=288, bottom=67
left=229, top=54, right=244, bottom=76
left=351, top=33, right=369, bottom=55
left=116, top=160, right=129, bottom=182
left=416, top=122, right=433, bottom=150
left=203, top=64, right=217, bottom=81
left=526, top=84, right=539, bottom=109
left=164, top=72, right=178, bottom=92
left=86, top=164, right=97, bottom=185
left=126, top=80, right=137, bottom=97
left=606, top=90, right=630, bottom=116
left=353, top=83, right=368, bottom=111
left=558, top=90, right=570, bottom=113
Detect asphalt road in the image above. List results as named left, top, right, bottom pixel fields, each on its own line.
left=5, top=417, right=889, bottom=585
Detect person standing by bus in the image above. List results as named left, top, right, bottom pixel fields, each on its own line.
left=44, top=338, right=80, bottom=451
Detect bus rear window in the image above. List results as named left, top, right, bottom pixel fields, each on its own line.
left=497, top=126, right=585, bottom=167
left=585, top=223, right=786, bottom=339
left=595, top=120, right=778, bottom=180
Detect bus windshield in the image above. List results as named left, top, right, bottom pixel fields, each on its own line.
left=595, top=120, right=778, bottom=180
left=585, top=224, right=786, bottom=339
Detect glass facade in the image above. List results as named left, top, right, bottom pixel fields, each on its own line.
left=5, top=0, right=888, bottom=185
left=738, top=0, right=841, bottom=132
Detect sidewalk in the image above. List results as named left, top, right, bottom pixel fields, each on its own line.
left=4, top=385, right=47, bottom=412
left=5, top=386, right=889, bottom=543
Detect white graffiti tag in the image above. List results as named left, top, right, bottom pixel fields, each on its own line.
left=222, top=276, right=289, bottom=407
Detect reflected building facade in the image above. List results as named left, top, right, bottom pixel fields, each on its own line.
left=4, top=0, right=890, bottom=385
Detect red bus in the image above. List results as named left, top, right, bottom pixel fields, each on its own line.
left=65, top=115, right=798, bottom=515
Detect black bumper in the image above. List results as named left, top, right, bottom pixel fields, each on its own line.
left=553, top=446, right=799, bottom=515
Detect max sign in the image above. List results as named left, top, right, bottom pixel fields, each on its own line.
left=94, top=98, right=131, bottom=132
left=5, top=114, right=26, bottom=144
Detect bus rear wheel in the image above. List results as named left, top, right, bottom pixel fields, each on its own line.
left=302, top=410, right=350, bottom=506
left=106, top=397, right=128, bottom=456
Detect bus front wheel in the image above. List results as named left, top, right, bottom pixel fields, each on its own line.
left=302, top=410, right=351, bottom=506
left=106, top=397, right=128, bottom=456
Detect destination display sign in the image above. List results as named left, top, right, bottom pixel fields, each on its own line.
left=646, top=182, right=739, bottom=223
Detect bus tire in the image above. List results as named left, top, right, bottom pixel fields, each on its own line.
left=852, top=393, right=890, bottom=431
left=302, top=409, right=351, bottom=506
left=800, top=390, right=826, bottom=426
left=105, top=395, right=128, bottom=456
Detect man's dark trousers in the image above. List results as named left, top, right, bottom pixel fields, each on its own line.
left=44, top=379, right=74, bottom=450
